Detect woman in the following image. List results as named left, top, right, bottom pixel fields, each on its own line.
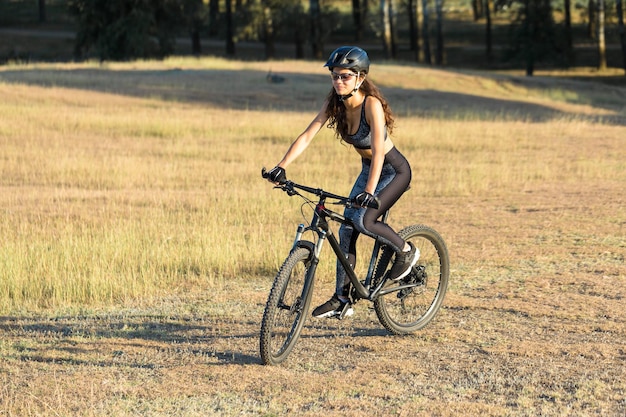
left=265, top=46, right=419, bottom=318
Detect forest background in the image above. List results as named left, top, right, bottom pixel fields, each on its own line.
left=1, top=0, right=626, bottom=75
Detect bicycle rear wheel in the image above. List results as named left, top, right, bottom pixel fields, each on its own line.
left=373, top=224, right=449, bottom=334
left=260, top=246, right=315, bottom=365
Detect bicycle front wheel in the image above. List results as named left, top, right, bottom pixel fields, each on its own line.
left=373, top=224, right=450, bottom=335
left=259, top=246, right=315, bottom=365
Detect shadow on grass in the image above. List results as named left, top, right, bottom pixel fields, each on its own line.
left=0, top=312, right=399, bottom=367
left=302, top=323, right=390, bottom=338
left=1, top=66, right=625, bottom=125
left=0, top=314, right=264, bottom=366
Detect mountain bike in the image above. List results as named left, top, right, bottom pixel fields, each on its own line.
left=259, top=169, right=450, bottom=365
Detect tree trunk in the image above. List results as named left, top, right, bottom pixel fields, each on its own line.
left=353, top=0, right=363, bottom=41
left=617, top=0, right=626, bottom=74
left=209, top=0, right=219, bottom=37
left=187, top=0, right=203, bottom=56
left=564, top=0, right=572, bottom=49
left=422, top=0, right=432, bottom=64
left=263, top=4, right=275, bottom=59
left=381, top=0, right=393, bottom=58
left=226, top=0, right=235, bottom=56
left=472, top=0, right=483, bottom=20
left=485, top=0, right=492, bottom=63
left=598, top=0, right=607, bottom=69
left=408, top=0, right=420, bottom=61
left=434, top=0, right=444, bottom=65
left=294, top=3, right=305, bottom=59
left=588, top=0, right=596, bottom=39
left=310, top=0, right=323, bottom=59
left=524, top=0, right=535, bottom=76
left=38, top=0, right=46, bottom=23
left=389, top=0, right=398, bottom=58
left=363, top=0, right=369, bottom=23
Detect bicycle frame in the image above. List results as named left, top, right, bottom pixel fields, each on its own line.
left=286, top=184, right=390, bottom=301
left=264, top=175, right=425, bottom=303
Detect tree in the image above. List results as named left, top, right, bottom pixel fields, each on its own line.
left=597, top=0, right=607, bottom=69
left=422, top=0, right=432, bottom=64
left=618, top=0, right=626, bottom=74
left=485, top=0, right=493, bottom=63
left=407, top=0, right=421, bottom=61
left=563, top=0, right=574, bottom=64
left=434, top=0, right=444, bottom=65
left=284, top=2, right=307, bottom=58
left=522, top=0, right=536, bottom=75
left=506, top=0, right=560, bottom=75
left=381, top=0, right=393, bottom=58
left=68, top=0, right=183, bottom=61
left=363, top=0, right=370, bottom=27
left=235, top=0, right=312, bottom=60
left=209, top=0, right=219, bottom=36
left=380, top=0, right=398, bottom=59
left=588, top=0, right=596, bottom=39
left=310, top=0, right=323, bottom=59
left=226, top=0, right=235, bottom=55
left=38, top=0, right=46, bottom=23
left=390, top=0, right=399, bottom=58
left=262, top=1, right=275, bottom=59
left=181, top=0, right=205, bottom=56
left=472, top=0, right=484, bottom=20
left=353, top=0, right=364, bottom=41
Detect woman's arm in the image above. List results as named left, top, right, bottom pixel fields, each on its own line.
left=276, top=101, right=329, bottom=168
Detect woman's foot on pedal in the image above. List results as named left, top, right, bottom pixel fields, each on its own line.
left=312, top=294, right=353, bottom=318
left=388, top=242, right=420, bottom=281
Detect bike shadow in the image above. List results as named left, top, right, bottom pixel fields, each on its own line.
left=0, top=314, right=264, bottom=366
left=302, top=322, right=391, bottom=338
left=0, top=313, right=401, bottom=369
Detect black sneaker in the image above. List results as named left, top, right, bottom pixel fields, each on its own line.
left=388, top=242, right=420, bottom=281
left=312, top=294, right=354, bottom=318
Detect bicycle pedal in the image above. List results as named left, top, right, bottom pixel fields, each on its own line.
left=337, top=304, right=354, bottom=320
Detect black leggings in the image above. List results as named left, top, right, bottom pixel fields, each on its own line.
left=361, top=148, right=412, bottom=250
left=336, top=147, right=412, bottom=295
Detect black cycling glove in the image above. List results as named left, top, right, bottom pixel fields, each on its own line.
left=354, top=192, right=377, bottom=208
left=267, top=166, right=286, bottom=183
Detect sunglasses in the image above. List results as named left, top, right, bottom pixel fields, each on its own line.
left=330, top=72, right=358, bottom=81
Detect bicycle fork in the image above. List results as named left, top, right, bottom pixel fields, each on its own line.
left=291, top=222, right=372, bottom=301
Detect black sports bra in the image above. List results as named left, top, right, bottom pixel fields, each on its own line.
left=345, top=97, right=388, bottom=150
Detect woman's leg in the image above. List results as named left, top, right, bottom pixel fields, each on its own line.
left=354, top=148, right=412, bottom=252
left=336, top=224, right=359, bottom=296
left=313, top=168, right=367, bottom=318
left=335, top=167, right=369, bottom=297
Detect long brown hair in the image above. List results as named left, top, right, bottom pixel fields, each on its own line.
left=325, top=77, right=395, bottom=141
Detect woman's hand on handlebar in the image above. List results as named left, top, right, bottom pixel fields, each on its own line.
left=262, top=166, right=287, bottom=184
left=353, top=192, right=380, bottom=209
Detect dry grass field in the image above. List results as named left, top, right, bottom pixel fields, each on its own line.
left=0, top=58, right=625, bottom=416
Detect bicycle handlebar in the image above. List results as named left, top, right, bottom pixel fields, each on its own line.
left=262, top=167, right=380, bottom=209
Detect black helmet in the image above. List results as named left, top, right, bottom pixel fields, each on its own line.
left=324, top=46, right=370, bottom=74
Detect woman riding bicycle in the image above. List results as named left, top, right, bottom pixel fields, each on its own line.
left=265, top=46, right=419, bottom=318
